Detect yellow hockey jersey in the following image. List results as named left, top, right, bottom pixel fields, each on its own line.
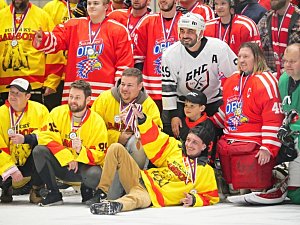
left=0, top=3, right=64, bottom=93
left=38, top=105, right=108, bottom=167
left=139, top=117, right=219, bottom=207
left=0, top=0, right=7, bottom=10
left=91, top=87, right=162, bottom=147
left=0, top=100, right=49, bottom=175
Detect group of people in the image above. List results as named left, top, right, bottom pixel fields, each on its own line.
left=0, top=0, right=300, bottom=216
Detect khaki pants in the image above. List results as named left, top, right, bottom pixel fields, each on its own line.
left=98, top=143, right=151, bottom=211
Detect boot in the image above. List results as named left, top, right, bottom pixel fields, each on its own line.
left=90, top=201, right=123, bottom=215
left=85, top=188, right=107, bottom=206
left=29, top=185, right=43, bottom=204
left=0, top=185, right=13, bottom=203
left=39, top=190, right=63, bottom=207
left=80, top=183, right=94, bottom=203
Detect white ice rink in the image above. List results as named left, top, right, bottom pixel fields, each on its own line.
left=0, top=192, right=299, bottom=225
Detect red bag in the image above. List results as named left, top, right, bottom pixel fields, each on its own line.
left=217, top=137, right=275, bottom=189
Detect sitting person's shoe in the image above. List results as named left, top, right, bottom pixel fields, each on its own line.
left=85, top=188, right=107, bottom=206
left=39, top=190, right=63, bottom=207
left=90, top=201, right=123, bottom=215
left=80, top=184, right=94, bottom=203
left=29, top=185, right=43, bottom=204
left=0, top=185, right=13, bottom=203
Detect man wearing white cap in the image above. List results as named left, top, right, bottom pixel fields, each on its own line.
left=0, top=78, right=49, bottom=204
left=161, top=12, right=237, bottom=138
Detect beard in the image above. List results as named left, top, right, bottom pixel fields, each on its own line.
left=69, top=100, right=87, bottom=113
left=180, top=38, right=197, bottom=48
left=13, top=0, right=29, bottom=12
left=159, top=1, right=175, bottom=12
left=132, top=1, right=148, bottom=10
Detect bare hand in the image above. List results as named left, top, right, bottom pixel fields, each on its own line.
left=33, top=27, right=43, bottom=48
left=180, top=192, right=193, bottom=207
left=171, top=117, right=182, bottom=138
left=118, top=131, right=133, bottom=145
left=11, top=170, right=24, bottom=183
left=72, top=137, right=82, bottom=154
left=9, top=134, right=25, bottom=145
left=43, top=87, right=55, bottom=96
left=255, top=148, right=271, bottom=166
left=68, top=161, right=78, bottom=173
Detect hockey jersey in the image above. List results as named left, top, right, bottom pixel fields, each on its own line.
left=0, top=100, right=49, bottom=175
left=34, top=16, right=134, bottom=104
left=138, top=116, right=219, bottom=207
left=38, top=105, right=108, bottom=167
left=0, top=0, right=7, bottom=10
left=211, top=71, right=284, bottom=156
left=133, top=12, right=182, bottom=100
left=204, top=14, right=261, bottom=55
left=0, top=3, right=64, bottom=93
left=107, top=8, right=150, bottom=39
left=91, top=84, right=162, bottom=147
left=161, top=37, right=237, bottom=110
left=189, top=2, right=215, bottom=22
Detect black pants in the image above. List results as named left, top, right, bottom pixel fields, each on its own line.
left=32, top=145, right=101, bottom=191
left=0, top=153, right=43, bottom=188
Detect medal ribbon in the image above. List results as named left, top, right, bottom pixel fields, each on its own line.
left=70, top=109, right=89, bottom=134
left=9, top=106, right=26, bottom=134
left=62, top=0, right=72, bottom=20
left=88, top=20, right=102, bottom=45
left=126, top=10, right=148, bottom=35
left=160, top=11, right=178, bottom=44
left=184, top=157, right=197, bottom=184
left=217, top=21, right=230, bottom=42
left=119, top=101, right=142, bottom=137
left=12, top=4, right=30, bottom=41
left=238, top=72, right=252, bottom=101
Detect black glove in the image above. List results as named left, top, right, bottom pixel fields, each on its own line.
left=73, top=0, right=87, bottom=18
left=277, top=125, right=291, bottom=142
left=276, top=141, right=298, bottom=164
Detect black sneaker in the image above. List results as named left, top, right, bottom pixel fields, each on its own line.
left=90, top=201, right=123, bottom=215
left=0, top=186, right=13, bottom=203
left=80, top=184, right=94, bottom=203
left=85, top=188, right=107, bottom=206
left=39, top=190, right=63, bottom=207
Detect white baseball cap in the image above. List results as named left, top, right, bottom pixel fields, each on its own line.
left=6, top=78, right=32, bottom=93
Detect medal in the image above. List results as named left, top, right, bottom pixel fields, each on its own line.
left=190, top=189, right=197, bottom=195
left=87, top=48, right=95, bottom=56
left=11, top=39, right=18, bottom=47
left=114, top=115, right=121, bottom=123
left=7, top=128, right=15, bottom=136
left=69, top=132, right=77, bottom=140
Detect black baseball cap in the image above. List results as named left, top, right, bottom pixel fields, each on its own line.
left=185, top=89, right=207, bottom=105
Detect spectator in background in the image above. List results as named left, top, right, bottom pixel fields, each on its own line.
left=258, top=0, right=300, bottom=78
left=204, top=0, right=261, bottom=55
left=0, top=0, right=64, bottom=109
left=235, top=0, right=267, bottom=24
left=33, top=0, right=134, bottom=105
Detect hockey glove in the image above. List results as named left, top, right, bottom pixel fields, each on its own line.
left=73, top=0, right=87, bottom=18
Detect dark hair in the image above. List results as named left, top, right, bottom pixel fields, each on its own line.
left=70, top=80, right=92, bottom=98
left=122, top=68, right=143, bottom=84
left=238, top=42, right=268, bottom=73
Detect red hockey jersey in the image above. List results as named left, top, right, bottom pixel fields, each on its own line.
left=204, top=14, right=261, bottom=55
left=34, top=16, right=134, bottom=104
left=133, top=12, right=182, bottom=100
left=211, top=71, right=283, bottom=157
left=107, top=8, right=150, bottom=38
left=190, top=2, right=215, bottom=22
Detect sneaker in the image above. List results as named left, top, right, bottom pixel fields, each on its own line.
left=80, top=184, right=94, bottom=203
left=90, top=201, right=123, bottom=215
left=39, top=190, right=63, bottom=207
left=85, top=188, right=107, bottom=206
left=29, top=186, right=43, bottom=204
left=0, top=185, right=13, bottom=203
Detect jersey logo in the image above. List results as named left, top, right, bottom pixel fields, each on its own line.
left=153, top=56, right=162, bottom=74
left=226, top=99, right=248, bottom=131
left=76, top=52, right=102, bottom=79
left=185, top=64, right=209, bottom=91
